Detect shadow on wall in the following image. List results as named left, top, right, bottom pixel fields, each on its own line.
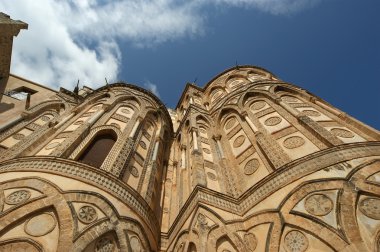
left=0, top=102, right=15, bottom=113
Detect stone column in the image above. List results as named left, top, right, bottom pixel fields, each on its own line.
left=275, top=98, right=342, bottom=147
left=191, top=128, right=207, bottom=188
left=54, top=112, right=75, bottom=129
left=181, top=144, right=186, bottom=169
left=144, top=137, right=161, bottom=203
left=242, top=110, right=291, bottom=169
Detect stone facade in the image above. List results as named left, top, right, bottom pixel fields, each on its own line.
left=1, top=14, right=380, bottom=252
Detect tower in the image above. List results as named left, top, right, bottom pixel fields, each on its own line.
left=1, top=14, right=380, bottom=252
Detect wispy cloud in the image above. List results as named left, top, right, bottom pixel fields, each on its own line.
left=0, top=0, right=322, bottom=91
left=144, top=81, right=161, bottom=98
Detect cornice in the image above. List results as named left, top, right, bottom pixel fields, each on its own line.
left=0, top=156, right=161, bottom=241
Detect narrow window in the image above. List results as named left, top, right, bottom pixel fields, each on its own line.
left=78, top=133, right=116, bottom=168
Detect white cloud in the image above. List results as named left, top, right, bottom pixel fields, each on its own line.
left=144, top=81, right=161, bottom=98
left=206, top=0, right=321, bottom=15
left=0, top=0, right=322, bottom=91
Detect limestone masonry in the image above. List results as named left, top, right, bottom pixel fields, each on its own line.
left=1, top=13, right=380, bottom=252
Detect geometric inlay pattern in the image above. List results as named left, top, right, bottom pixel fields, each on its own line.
left=78, top=205, right=98, bottom=224
left=5, top=190, right=31, bottom=205
left=284, top=230, right=309, bottom=252
left=244, top=159, right=260, bottom=175
left=96, top=237, right=115, bottom=252
left=330, top=128, right=355, bottom=138
left=283, top=136, right=305, bottom=149
left=359, top=198, right=380, bottom=220
left=264, top=116, right=282, bottom=126
left=304, top=194, right=333, bottom=216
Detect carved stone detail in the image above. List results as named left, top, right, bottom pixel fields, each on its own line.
left=45, top=142, right=60, bottom=150
left=202, top=148, right=211, bottom=154
left=264, top=116, right=282, bottom=126
left=330, top=128, right=355, bottom=138
left=244, top=159, right=260, bottom=175
left=96, top=237, right=115, bottom=252
left=359, top=198, right=380, bottom=220
left=282, top=96, right=299, bottom=103
left=5, top=190, right=31, bottom=205
left=139, top=141, right=147, bottom=150
left=284, top=230, right=308, bottom=252
left=12, top=133, right=25, bottom=140
left=304, top=194, right=333, bottom=216
left=283, top=136, right=305, bottom=149
left=24, top=213, right=56, bottom=237
left=250, top=101, right=266, bottom=110
left=131, top=166, right=139, bottom=177
left=233, top=135, right=245, bottom=148
left=77, top=205, right=98, bottom=224
left=225, top=118, right=237, bottom=130
left=243, top=232, right=258, bottom=252
left=207, top=172, right=217, bottom=181
left=301, top=110, right=321, bottom=117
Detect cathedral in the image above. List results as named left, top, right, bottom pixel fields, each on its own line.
left=1, top=13, right=380, bottom=252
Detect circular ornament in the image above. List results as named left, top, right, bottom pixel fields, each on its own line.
left=130, top=166, right=139, bottom=177
left=244, top=159, right=260, bottom=175
left=283, top=136, right=305, bottom=149
left=330, top=128, right=355, bottom=138
left=78, top=205, right=98, bottom=224
left=5, top=190, right=31, bottom=205
left=121, top=108, right=131, bottom=114
left=45, top=142, right=60, bottom=150
left=233, top=135, right=246, bottom=148
left=282, top=96, right=299, bottom=103
left=207, top=172, right=217, bottom=181
left=25, top=213, right=56, bottom=237
left=359, top=198, right=380, bottom=220
left=139, top=141, right=147, bottom=150
left=304, top=194, right=333, bottom=216
left=74, top=120, right=84, bottom=125
left=243, top=232, right=258, bottom=251
left=264, top=116, right=282, bottom=126
left=284, top=230, right=309, bottom=252
left=41, top=115, right=51, bottom=122
left=251, top=101, right=266, bottom=110
left=203, top=148, right=211, bottom=154
left=225, top=118, right=237, bottom=130
left=302, top=110, right=321, bottom=117
left=13, top=133, right=25, bottom=140
left=96, top=237, right=115, bottom=252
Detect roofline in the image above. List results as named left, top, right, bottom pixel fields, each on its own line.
left=175, top=65, right=278, bottom=109
left=9, top=73, right=58, bottom=93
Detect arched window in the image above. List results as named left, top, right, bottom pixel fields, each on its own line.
left=78, top=132, right=117, bottom=168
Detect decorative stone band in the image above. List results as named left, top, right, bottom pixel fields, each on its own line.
left=0, top=157, right=160, bottom=238
left=162, top=142, right=380, bottom=243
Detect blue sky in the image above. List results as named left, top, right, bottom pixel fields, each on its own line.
left=1, top=0, right=379, bottom=129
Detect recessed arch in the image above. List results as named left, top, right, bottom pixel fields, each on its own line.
left=77, top=129, right=117, bottom=168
